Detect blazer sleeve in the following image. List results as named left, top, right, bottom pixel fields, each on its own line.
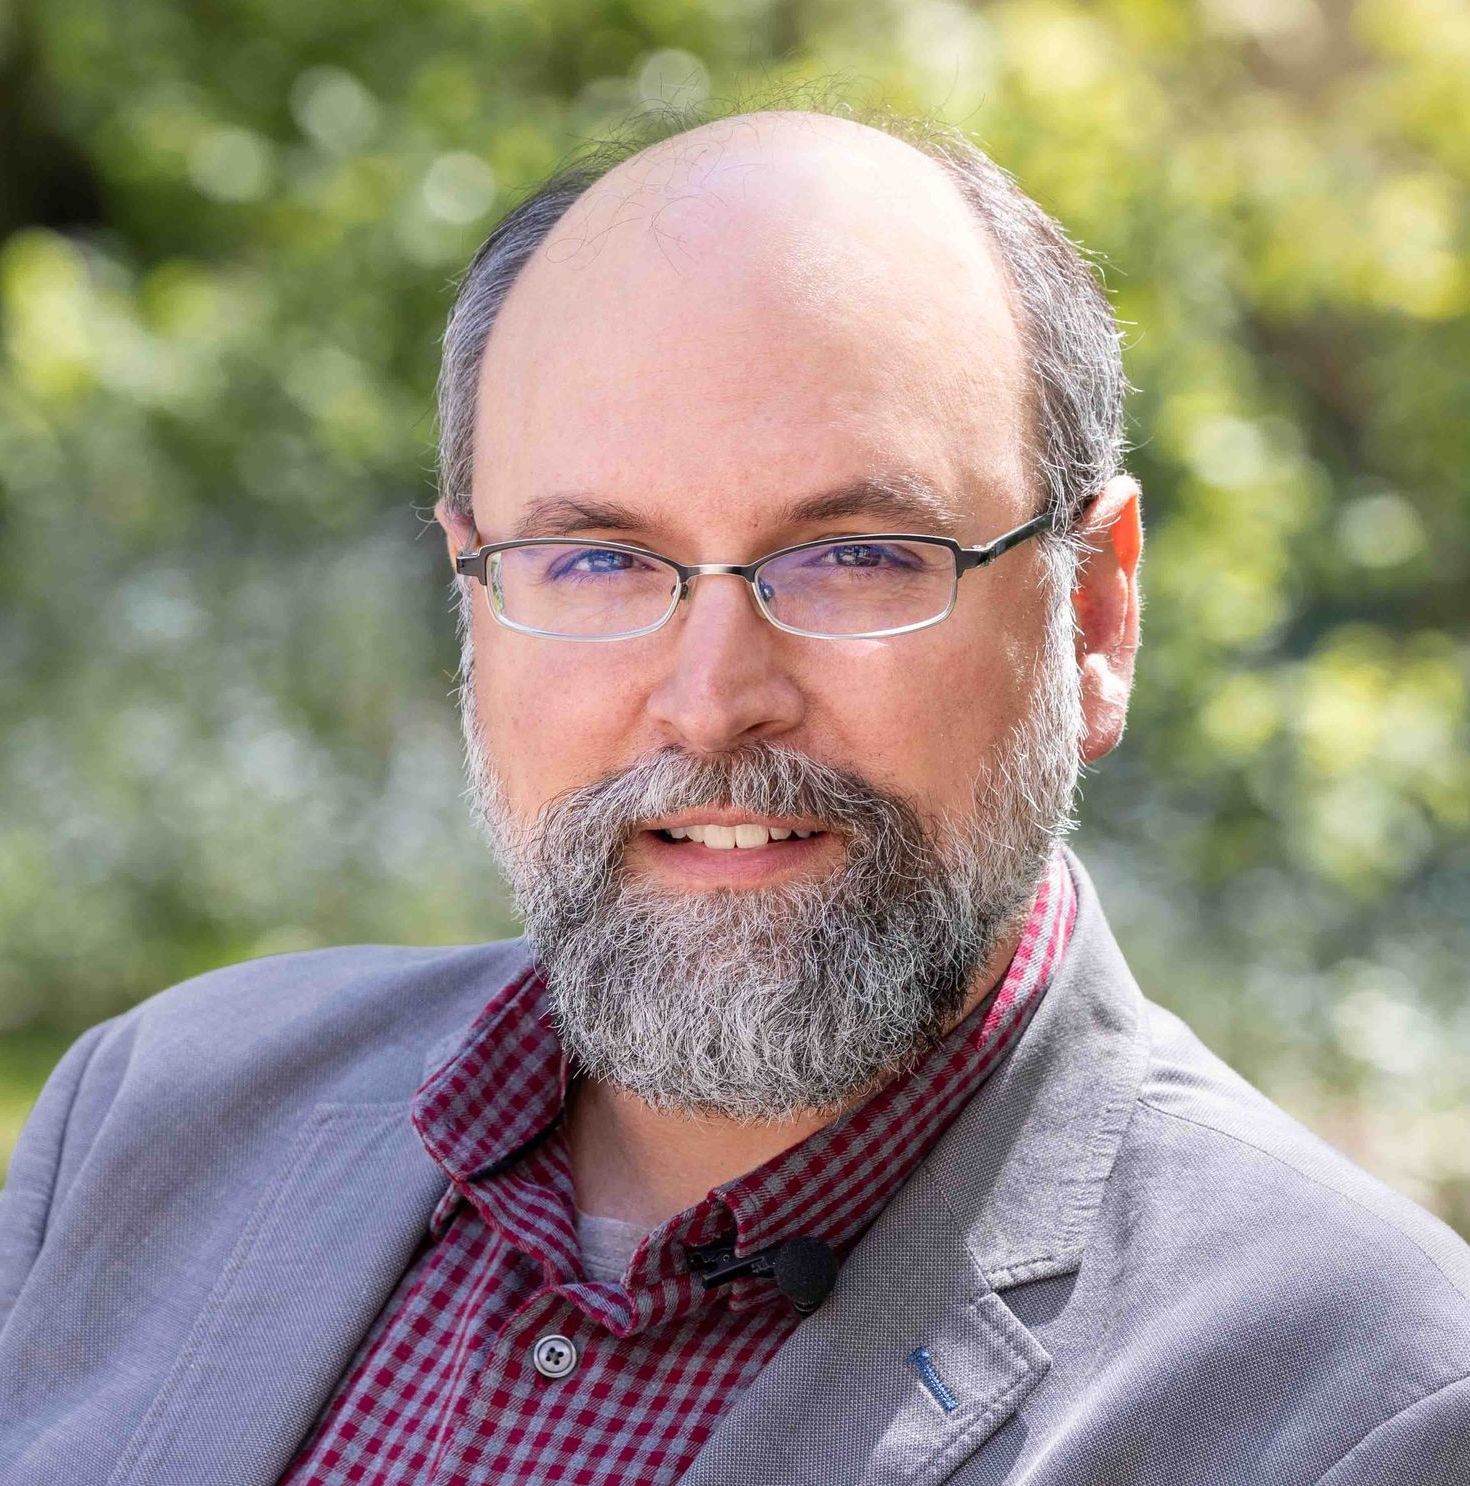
left=0, top=1019, right=117, bottom=1330
left=1315, top=1373, right=1470, bottom=1486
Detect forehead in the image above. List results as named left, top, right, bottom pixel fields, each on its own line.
left=472, top=115, right=1033, bottom=543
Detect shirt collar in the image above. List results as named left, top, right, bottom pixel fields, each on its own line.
left=414, top=964, right=569, bottom=1204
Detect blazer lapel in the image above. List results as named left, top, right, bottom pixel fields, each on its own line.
left=677, top=1156, right=1052, bottom=1486
left=680, top=848, right=1151, bottom=1486
left=108, top=1099, right=448, bottom=1486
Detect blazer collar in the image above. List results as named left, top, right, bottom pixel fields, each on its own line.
left=939, top=844, right=1151, bottom=1291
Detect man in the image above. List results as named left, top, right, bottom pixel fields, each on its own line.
left=1, top=105, right=1467, bottom=1486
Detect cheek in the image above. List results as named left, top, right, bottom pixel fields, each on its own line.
left=856, top=610, right=1042, bottom=799
left=474, top=635, right=644, bottom=794
left=803, top=637, right=1007, bottom=802
left=950, top=563, right=1054, bottom=715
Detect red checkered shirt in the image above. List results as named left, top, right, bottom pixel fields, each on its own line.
left=278, top=847, right=1076, bottom=1485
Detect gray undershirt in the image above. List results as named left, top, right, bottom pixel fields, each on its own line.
left=574, top=1206, right=650, bottom=1285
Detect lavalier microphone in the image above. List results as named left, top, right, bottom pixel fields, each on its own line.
left=683, top=1234, right=839, bottom=1315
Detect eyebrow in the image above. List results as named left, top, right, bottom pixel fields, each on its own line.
left=507, top=473, right=968, bottom=544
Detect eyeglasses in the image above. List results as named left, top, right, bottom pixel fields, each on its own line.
left=454, top=508, right=1058, bottom=642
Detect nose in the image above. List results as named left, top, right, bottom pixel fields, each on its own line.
left=644, top=571, right=805, bottom=754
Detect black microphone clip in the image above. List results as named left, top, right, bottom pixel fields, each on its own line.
left=684, top=1233, right=839, bottom=1316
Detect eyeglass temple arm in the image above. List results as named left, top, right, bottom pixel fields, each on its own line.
left=958, top=507, right=1059, bottom=571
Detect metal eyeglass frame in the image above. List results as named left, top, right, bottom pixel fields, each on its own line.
left=453, top=506, right=1060, bottom=642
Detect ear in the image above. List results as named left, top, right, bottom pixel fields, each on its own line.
left=1072, top=474, right=1143, bottom=764
left=434, top=497, right=478, bottom=572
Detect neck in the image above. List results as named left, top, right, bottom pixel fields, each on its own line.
left=563, top=917, right=1025, bottom=1231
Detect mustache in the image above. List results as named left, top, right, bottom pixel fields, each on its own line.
left=513, top=741, right=939, bottom=882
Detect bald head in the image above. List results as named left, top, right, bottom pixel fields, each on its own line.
left=530, top=111, right=1016, bottom=331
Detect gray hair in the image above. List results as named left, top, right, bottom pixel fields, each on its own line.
left=436, top=104, right=1130, bottom=630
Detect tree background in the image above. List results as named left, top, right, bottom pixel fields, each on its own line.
left=1, top=0, right=1466, bottom=1234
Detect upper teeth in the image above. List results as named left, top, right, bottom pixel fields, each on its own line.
left=665, top=824, right=816, bottom=848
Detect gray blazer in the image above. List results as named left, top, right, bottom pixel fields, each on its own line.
left=2, top=848, right=1468, bottom=1485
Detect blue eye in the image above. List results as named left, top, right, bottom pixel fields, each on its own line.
left=548, top=547, right=640, bottom=580
left=816, top=542, right=920, bottom=570
left=831, top=544, right=885, bottom=567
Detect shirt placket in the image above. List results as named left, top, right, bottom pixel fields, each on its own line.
left=424, top=1125, right=722, bottom=1483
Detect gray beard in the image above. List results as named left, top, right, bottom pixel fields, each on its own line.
left=455, top=584, right=1082, bottom=1124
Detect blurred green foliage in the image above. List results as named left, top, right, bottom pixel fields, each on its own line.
left=1, top=0, right=1467, bottom=1230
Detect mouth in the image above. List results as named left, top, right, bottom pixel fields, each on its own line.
left=631, top=821, right=837, bottom=887
left=650, top=823, right=826, bottom=849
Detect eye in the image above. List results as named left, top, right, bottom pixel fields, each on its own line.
left=816, top=542, right=921, bottom=570
left=829, top=543, right=885, bottom=568
left=548, top=546, right=644, bottom=580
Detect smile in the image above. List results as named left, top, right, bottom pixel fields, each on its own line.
left=656, top=823, right=824, bottom=848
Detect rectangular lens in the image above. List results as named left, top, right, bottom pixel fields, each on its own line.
left=491, top=543, right=678, bottom=636
left=756, top=539, right=954, bottom=635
